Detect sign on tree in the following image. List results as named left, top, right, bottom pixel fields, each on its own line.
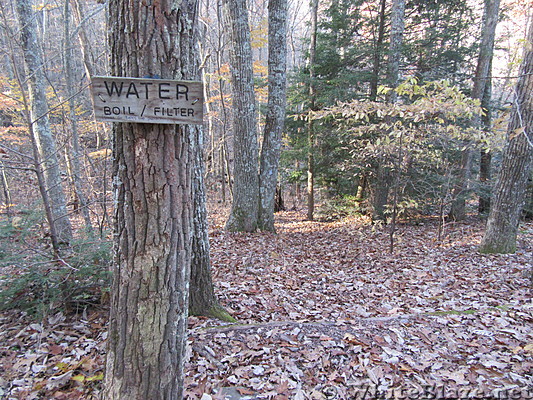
left=91, top=76, right=203, bottom=125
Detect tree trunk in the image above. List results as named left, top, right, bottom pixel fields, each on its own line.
left=15, top=0, right=73, bottom=244
left=258, top=0, right=288, bottom=231
left=103, top=0, right=199, bottom=397
left=0, top=162, right=12, bottom=217
left=371, top=0, right=403, bottom=221
left=189, top=125, right=235, bottom=321
left=478, top=62, right=493, bottom=215
left=223, top=0, right=260, bottom=232
left=524, top=174, right=533, bottom=219
left=369, top=0, right=386, bottom=101
left=449, top=0, right=500, bottom=221
left=479, top=18, right=533, bottom=254
left=306, top=0, right=318, bottom=221
left=385, top=0, right=405, bottom=102
left=70, top=0, right=106, bottom=148
left=63, top=0, right=93, bottom=235
left=371, top=162, right=391, bottom=221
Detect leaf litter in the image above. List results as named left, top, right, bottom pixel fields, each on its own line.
left=0, top=207, right=531, bottom=399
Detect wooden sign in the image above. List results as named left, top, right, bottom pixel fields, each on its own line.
left=90, top=76, right=203, bottom=125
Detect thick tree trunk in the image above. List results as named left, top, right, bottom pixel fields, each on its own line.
left=15, top=0, right=72, bottom=244
left=480, top=18, right=533, bottom=254
left=223, top=0, right=260, bottom=232
left=449, top=0, right=500, bottom=221
left=258, top=0, right=288, bottom=232
left=103, top=0, right=199, bottom=398
left=306, top=0, right=318, bottom=221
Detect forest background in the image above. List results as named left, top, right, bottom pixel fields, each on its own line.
left=0, top=0, right=532, bottom=398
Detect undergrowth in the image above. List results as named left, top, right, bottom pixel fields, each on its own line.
left=0, top=211, right=112, bottom=317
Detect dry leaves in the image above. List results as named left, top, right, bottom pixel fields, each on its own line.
left=1, top=207, right=532, bottom=399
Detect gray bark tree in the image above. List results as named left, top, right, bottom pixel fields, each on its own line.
left=479, top=18, right=533, bottom=254
left=15, top=0, right=73, bottom=244
left=448, top=0, right=500, bottom=221
left=103, top=0, right=199, bottom=397
left=258, top=0, right=288, bottom=231
left=223, top=0, right=260, bottom=232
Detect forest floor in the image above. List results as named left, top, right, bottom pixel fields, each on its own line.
left=0, top=205, right=532, bottom=399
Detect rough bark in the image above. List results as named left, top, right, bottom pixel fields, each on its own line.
left=449, top=0, right=500, bottom=221
left=306, top=0, right=318, bottom=221
left=223, top=0, right=260, bottom=232
left=103, top=0, right=199, bottom=398
left=15, top=0, right=72, bottom=244
left=258, top=0, right=288, bottom=232
left=479, top=19, right=533, bottom=254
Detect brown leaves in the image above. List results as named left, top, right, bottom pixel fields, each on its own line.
left=1, top=207, right=532, bottom=399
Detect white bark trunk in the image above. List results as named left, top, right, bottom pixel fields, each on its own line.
left=15, top=0, right=73, bottom=243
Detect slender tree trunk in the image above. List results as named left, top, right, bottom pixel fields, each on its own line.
left=15, top=0, right=73, bottom=244
left=478, top=69, right=493, bottom=217
left=524, top=174, right=533, bottom=219
left=258, top=0, right=288, bottom=231
left=189, top=125, right=235, bottom=321
left=480, top=18, right=533, bottom=254
left=306, top=0, right=318, bottom=221
left=223, top=0, right=260, bottom=232
left=371, top=161, right=391, bottom=221
left=103, top=0, right=199, bottom=397
left=0, top=162, right=12, bottom=217
left=63, top=0, right=93, bottom=235
left=371, top=0, right=404, bottom=221
left=449, top=0, right=500, bottom=221
left=369, top=0, right=386, bottom=101
left=70, top=0, right=106, bottom=148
